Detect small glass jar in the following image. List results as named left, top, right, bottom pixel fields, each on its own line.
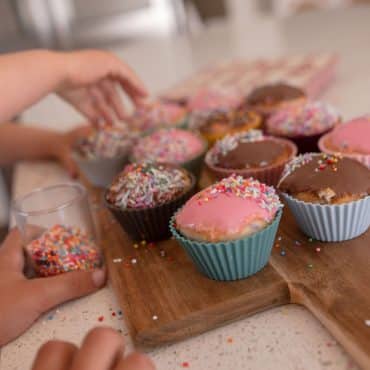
left=12, top=183, right=101, bottom=276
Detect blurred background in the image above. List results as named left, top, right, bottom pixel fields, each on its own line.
left=0, top=0, right=369, bottom=236
left=0, top=0, right=369, bottom=52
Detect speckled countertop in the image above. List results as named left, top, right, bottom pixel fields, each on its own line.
left=2, top=5, right=370, bottom=369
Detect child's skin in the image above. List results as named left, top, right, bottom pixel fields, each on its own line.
left=0, top=49, right=154, bottom=369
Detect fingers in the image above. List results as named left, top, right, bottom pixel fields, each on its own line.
left=100, top=79, right=127, bottom=121
left=30, top=268, right=106, bottom=314
left=32, top=340, right=77, bottom=370
left=57, top=149, right=79, bottom=178
left=0, top=228, right=25, bottom=272
left=89, top=86, right=116, bottom=125
left=70, top=327, right=124, bottom=370
left=115, top=353, right=155, bottom=370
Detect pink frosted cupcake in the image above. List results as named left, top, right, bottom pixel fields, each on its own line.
left=266, top=101, right=340, bottom=153
left=132, top=128, right=207, bottom=177
left=319, top=116, right=370, bottom=168
left=129, top=100, right=188, bottom=133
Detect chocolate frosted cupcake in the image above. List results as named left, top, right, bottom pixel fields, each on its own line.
left=105, top=163, right=196, bottom=241
left=170, top=175, right=283, bottom=280
left=132, top=128, right=207, bottom=178
left=129, top=100, right=188, bottom=134
left=278, top=153, right=370, bottom=241
left=74, top=125, right=135, bottom=187
left=266, top=101, right=341, bottom=153
left=196, top=107, right=262, bottom=145
left=245, top=82, right=306, bottom=118
left=205, top=130, right=297, bottom=186
left=319, top=116, right=370, bottom=168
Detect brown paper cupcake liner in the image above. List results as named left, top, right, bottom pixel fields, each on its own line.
left=104, top=172, right=196, bottom=241
left=205, top=137, right=297, bottom=186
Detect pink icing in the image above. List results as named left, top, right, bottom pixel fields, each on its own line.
left=330, top=116, right=370, bottom=153
left=176, top=192, right=271, bottom=236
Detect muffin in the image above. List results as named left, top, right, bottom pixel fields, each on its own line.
left=205, top=130, right=297, bottom=186
left=196, top=107, right=262, bottom=145
left=170, top=175, right=283, bottom=280
left=132, top=128, right=207, bottom=178
left=319, top=116, right=370, bottom=168
left=25, top=224, right=102, bottom=277
left=129, top=100, right=188, bottom=133
left=245, top=82, right=306, bottom=118
left=266, top=101, right=341, bottom=153
left=74, top=125, right=134, bottom=187
left=278, top=153, right=370, bottom=241
left=105, top=163, right=196, bottom=241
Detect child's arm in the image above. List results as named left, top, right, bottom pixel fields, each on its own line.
left=0, top=123, right=91, bottom=177
left=0, top=50, right=147, bottom=124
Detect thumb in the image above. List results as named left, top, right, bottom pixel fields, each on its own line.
left=30, top=268, right=106, bottom=313
left=58, top=150, right=79, bottom=178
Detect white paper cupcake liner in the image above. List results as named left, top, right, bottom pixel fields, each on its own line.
left=282, top=193, right=370, bottom=242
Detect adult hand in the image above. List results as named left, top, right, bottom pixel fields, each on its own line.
left=0, top=229, right=106, bottom=346
left=31, top=327, right=155, bottom=370
left=58, top=50, right=148, bottom=125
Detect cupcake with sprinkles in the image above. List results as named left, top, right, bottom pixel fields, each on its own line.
left=25, top=224, right=102, bottom=277
left=205, top=130, right=297, bottom=186
left=129, top=100, right=188, bottom=134
left=74, top=124, right=135, bottom=187
left=171, top=175, right=283, bottom=280
left=278, top=153, right=370, bottom=241
left=319, top=115, right=370, bottom=168
left=105, top=162, right=196, bottom=241
left=132, top=128, right=207, bottom=178
left=266, top=101, right=341, bottom=153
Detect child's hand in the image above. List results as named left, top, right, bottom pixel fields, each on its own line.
left=31, top=327, right=155, bottom=370
left=0, top=229, right=106, bottom=346
left=58, top=50, right=148, bottom=125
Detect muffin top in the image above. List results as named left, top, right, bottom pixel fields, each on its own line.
left=106, top=163, right=192, bottom=209
left=266, top=101, right=340, bottom=137
left=129, top=101, right=187, bottom=133
left=187, top=88, right=242, bottom=114
left=278, top=153, right=370, bottom=204
left=246, top=83, right=305, bottom=107
left=76, top=125, right=134, bottom=159
left=175, top=175, right=282, bottom=242
left=208, top=130, right=291, bottom=170
left=132, top=128, right=205, bottom=164
left=325, top=116, right=370, bottom=154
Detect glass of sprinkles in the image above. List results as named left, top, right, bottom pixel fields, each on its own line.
left=12, top=183, right=102, bottom=277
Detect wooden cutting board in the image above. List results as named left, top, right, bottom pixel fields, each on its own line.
left=90, top=173, right=370, bottom=370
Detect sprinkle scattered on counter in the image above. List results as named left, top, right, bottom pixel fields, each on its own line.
left=98, top=316, right=104, bottom=322
left=181, top=361, right=190, bottom=368
left=365, top=320, right=370, bottom=327
left=280, top=250, right=286, bottom=256
left=25, top=224, right=102, bottom=277
left=307, top=263, right=314, bottom=269
left=152, top=315, right=158, bottom=321
left=113, top=258, right=123, bottom=263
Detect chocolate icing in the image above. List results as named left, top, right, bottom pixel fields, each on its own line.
left=247, top=83, right=305, bottom=106
left=215, top=141, right=287, bottom=169
left=279, top=156, right=370, bottom=197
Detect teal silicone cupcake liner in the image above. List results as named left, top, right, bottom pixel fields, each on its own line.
left=282, top=193, right=370, bottom=242
left=170, top=210, right=282, bottom=281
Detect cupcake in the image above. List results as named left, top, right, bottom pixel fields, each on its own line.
left=170, top=175, right=283, bottom=281
left=278, top=153, right=370, bottom=241
left=319, top=116, right=370, bottom=168
left=196, top=107, right=262, bottom=145
left=266, top=101, right=341, bottom=153
left=132, top=128, right=207, bottom=178
left=74, top=125, right=134, bottom=187
left=205, top=130, right=297, bottom=186
left=245, top=82, right=306, bottom=118
left=129, top=100, right=188, bottom=133
left=105, top=163, right=196, bottom=241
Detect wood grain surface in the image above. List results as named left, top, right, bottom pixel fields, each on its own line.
left=90, top=171, right=370, bottom=369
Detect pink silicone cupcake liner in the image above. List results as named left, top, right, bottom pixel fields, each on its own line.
left=318, top=134, right=370, bottom=168
left=205, top=137, right=298, bottom=186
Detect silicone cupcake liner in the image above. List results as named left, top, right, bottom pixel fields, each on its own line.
left=105, top=173, right=196, bottom=241
left=205, top=138, right=297, bottom=186
left=287, top=130, right=331, bottom=154
left=74, top=153, right=129, bottom=188
left=318, top=135, right=370, bottom=168
left=282, top=193, right=370, bottom=242
left=170, top=210, right=282, bottom=281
